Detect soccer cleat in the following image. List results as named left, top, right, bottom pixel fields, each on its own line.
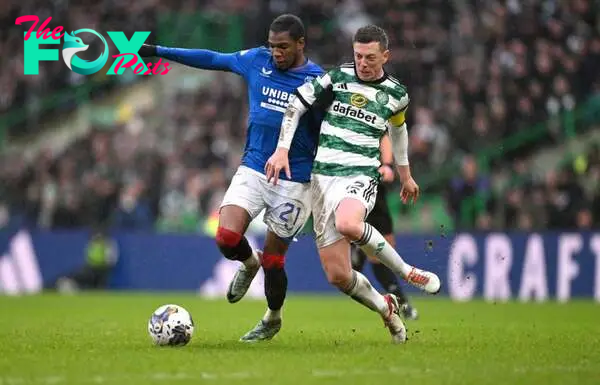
left=239, top=319, right=282, bottom=342
left=226, top=251, right=261, bottom=303
left=400, top=303, right=419, bottom=321
left=405, top=267, right=441, bottom=294
left=382, top=294, right=407, bottom=344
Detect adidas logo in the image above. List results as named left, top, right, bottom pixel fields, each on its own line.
left=0, top=230, right=43, bottom=295
left=375, top=242, right=385, bottom=255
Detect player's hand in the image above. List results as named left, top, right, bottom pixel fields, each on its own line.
left=378, top=164, right=395, bottom=183
left=265, top=148, right=291, bottom=185
left=400, top=177, right=420, bottom=204
left=138, top=44, right=157, bottom=57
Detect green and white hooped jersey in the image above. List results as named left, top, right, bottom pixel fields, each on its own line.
left=295, top=64, right=409, bottom=179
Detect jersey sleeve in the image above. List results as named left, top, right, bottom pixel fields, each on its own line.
left=387, top=91, right=410, bottom=166
left=155, top=46, right=259, bottom=77
left=388, top=93, right=410, bottom=127
left=294, top=69, right=336, bottom=109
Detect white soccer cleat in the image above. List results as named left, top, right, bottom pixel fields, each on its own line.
left=226, top=251, right=261, bottom=303
left=405, top=267, right=441, bottom=294
left=382, top=294, right=407, bottom=344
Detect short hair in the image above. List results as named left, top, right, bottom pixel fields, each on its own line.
left=269, top=14, right=305, bottom=41
left=353, top=25, right=389, bottom=51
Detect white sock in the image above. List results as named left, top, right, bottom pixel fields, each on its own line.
left=243, top=249, right=260, bottom=268
left=356, top=223, right=412, bottom=278
left=344, top=270, right=388, bottom=316
left=263, top=308, right=281, bottom=322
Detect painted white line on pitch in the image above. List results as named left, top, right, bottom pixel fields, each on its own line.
left=6, top=365, right=598, bottom=385
left=1, top=372, right=262, bottom=384
left=1, top=378, right=25, bottom=385
left=312, top=366, right=431, bottom=378
left=312, top=369, right=384, bottom=377
left=513, top=365, right=598, bottom=373
left=41, top=377, right=64, bottom=385
left=151, top=371, right=257, bottom=381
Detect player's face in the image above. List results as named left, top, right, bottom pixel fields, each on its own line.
left=268, top=31, right=304, bottom=70
left=353, top=42, right=389, bottom=82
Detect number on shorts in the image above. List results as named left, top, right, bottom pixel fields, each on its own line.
left=346, top=181, right=365, bottom=195
left=279, top=202, right=301, bottom=230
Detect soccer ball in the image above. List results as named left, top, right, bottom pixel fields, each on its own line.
left=148, top=304, right=194, bottom=346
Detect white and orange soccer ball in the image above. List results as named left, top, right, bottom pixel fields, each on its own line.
left=148, top=304, right=194, bottom=346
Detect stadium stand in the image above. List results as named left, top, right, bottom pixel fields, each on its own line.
left=0, top=0, right=599, bottom=233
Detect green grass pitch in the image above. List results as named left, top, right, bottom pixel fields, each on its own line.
left=1, top=293, right=599, bottom=385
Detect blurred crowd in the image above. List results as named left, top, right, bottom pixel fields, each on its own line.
left=1, top=0, right=600, bottom=233
left=1, top=0, right=156, bottom=136
left=0, top=0, right=252, bottom=137
left=447, top=142, right=600, bottom=230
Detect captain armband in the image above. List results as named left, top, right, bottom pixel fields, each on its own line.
left=389, top=109, right=406, bottom=127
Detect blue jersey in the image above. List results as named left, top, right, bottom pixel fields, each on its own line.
left=156, top=46, right=324, bottom=183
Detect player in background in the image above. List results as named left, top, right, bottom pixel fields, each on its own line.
left=139, top=15, right=323, bottom=341
left=265, top=25, right=440, bottom=343
left=351, top=134, right=418, bottom=321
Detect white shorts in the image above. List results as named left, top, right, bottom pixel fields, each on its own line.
left=311, top=173, right=379, bottom=248
left=220, top=166, right=311, bottom=240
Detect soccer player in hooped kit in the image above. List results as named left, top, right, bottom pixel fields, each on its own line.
left=265, top=25, right=441, bottom=343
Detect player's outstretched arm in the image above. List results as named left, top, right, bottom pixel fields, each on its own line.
left=388, top=109, right=419, bottom=204
left=138, top=43, right=251, bottom=75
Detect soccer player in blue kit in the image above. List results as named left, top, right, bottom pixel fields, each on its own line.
left=139, top=14, right=323, bottom=341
